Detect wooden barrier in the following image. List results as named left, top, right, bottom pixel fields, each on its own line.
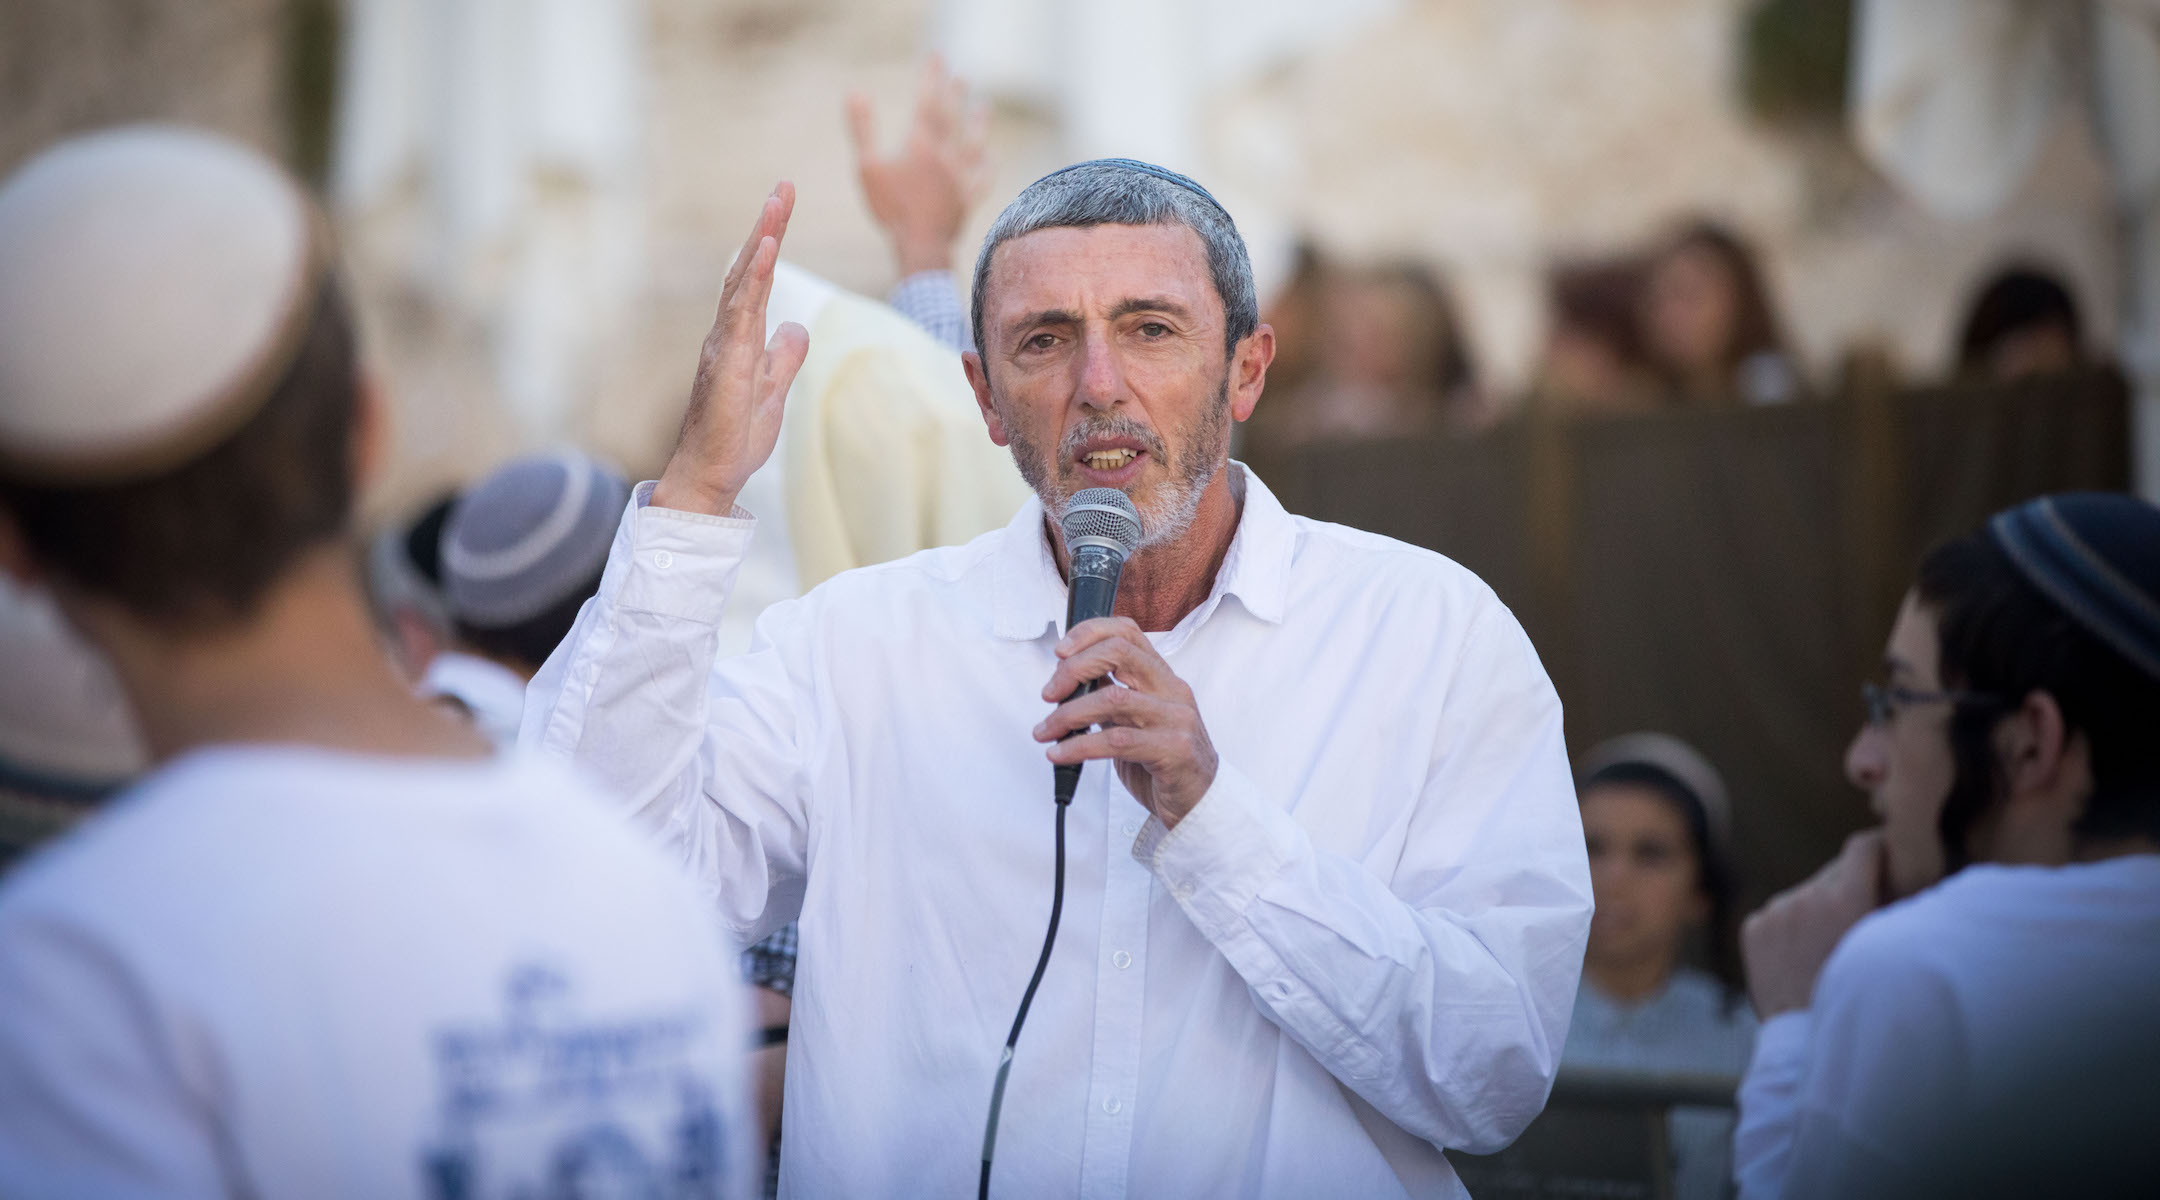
left=1254, top=369, right=2131, bottom=901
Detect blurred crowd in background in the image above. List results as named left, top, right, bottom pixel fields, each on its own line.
left=2, top=2, right=2156, bottom=1198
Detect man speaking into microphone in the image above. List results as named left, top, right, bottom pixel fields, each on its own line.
left=525, top=160, right=1591, bottom=1197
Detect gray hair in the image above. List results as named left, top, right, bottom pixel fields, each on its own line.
left=969, top=159, right=1258, bottom=358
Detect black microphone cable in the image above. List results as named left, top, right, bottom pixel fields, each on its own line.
left=978, top=759, right=1076, bottom=1200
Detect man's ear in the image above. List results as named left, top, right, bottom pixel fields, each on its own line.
left=0, top=505, right=39, bottom=587
left=962, top=351, right=1010, bottom=447
left=1997, top=689, right=2079, bottom=814
left=351, top=369, right=391, bottom=497
left=1229, top=323, right=1275, bottom=424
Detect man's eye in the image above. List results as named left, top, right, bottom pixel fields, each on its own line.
left=1025, top=333, right=1058, bottom=351
left=1139, top=322, right=1170, bottom=337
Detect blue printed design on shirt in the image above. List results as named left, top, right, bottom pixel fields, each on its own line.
left=422, top=963, right=727, bottom=1199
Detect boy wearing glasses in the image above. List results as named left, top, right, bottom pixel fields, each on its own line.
left=1732, top=494, right=2160, bottom=1199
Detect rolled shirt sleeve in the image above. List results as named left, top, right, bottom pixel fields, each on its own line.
left=1136, top=600, right=1593, bottom=1153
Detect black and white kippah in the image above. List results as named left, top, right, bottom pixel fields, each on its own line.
left=441, top=452, right=629, bottom=630
left=1990, top=492, right=2160, bottom=681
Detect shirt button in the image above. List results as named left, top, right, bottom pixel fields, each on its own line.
left=1111, top=950, right=1132, bottom=970
left=654, top=550, right=674, bottom=569
left=1172, top=882, right=1193, bottom=900
left=1121, top=822, right=1138, bottom=837
left=1103, top=1096, right=1122, bottom=1115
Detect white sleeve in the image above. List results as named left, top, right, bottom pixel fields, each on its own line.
left=1734, top=1012, right=1812, bottom=1199
left=1735, top=918, right=1968, bottom=1199
left=522, top=483, right=819, bottom=942
left=0, top=904, right=227, bottom=1197
left=1133, top=601, right=1593, bottom=1153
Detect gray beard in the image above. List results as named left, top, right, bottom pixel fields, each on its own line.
left=1000, top=376, right=1230, bottom=550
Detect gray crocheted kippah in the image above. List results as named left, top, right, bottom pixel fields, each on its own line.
left=442, top=452, right=628, bottom=629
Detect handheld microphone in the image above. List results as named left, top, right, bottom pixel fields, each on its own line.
left=1052, top=489, right=1144, bottom=806
left=978, top=487, right=1142, bottom=1200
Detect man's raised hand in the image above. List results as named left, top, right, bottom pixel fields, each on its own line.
left=1741, top=830, right=1890, bottom=1018
left=651, top=183, right=811, bottom=517
left=846, top=56, right=989, bottom=277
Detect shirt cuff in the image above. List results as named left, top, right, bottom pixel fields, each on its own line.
left=1750, top=1009, right=1812, bottom=1073
left=1133, top=763, right=1301, bottom=940
left=602, top=479, right=758, bottom=624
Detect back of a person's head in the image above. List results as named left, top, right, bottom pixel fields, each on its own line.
left=442, top=452, right=629, bottom=673
left=1916, top=493, right=2160, bottom=855
left=1549, top=258, right=1649, bottom=361
left=1955, top=264, right=2083, bottom=375
left=0, top=125, right=360, bottom=634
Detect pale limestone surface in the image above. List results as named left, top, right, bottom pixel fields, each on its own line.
left=0, top=0, right=2122, bottom=520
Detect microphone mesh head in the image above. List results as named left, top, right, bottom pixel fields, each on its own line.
left=1060, top=488, right=1143, bottom=555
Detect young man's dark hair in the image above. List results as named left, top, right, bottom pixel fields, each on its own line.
left=0, top=276, right=360, bottom=631
left=1916, top=500, right=2160, bottom=862
left=451, top=563, right=606, bottom=673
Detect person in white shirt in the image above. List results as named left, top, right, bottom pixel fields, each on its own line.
left=523, top=157, right=1592, bottom=1197
left=424, top=451, right=631, bottom=748
left=1733, top=493, right=2160, bottom=1199
left=0, top=125, right=754, bottom=1198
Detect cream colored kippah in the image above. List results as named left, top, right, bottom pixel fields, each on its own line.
left=0, top=124, right=327, bottom=484
left=1578, top=731, right=1734, bottom=853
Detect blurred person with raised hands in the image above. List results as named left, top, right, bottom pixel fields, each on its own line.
left=1565, top=733, right=1756, bottom=1200
left=731, top=58, right=1022, bottom=1189
left=849, top=53, right=991, bottom=354
left=523, top=158, right=1592, bottom=1197
left=1733, top=493, right=2160, bottom=1199
left=0, top=126, right=755, bottom=1197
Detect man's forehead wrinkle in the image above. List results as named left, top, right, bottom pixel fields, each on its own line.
left=986, top=223, right=1215, bottom=312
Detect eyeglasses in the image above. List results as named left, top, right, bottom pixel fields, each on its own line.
left=1860, top=681, right=2005, bottom=727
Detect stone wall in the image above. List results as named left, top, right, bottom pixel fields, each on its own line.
left=1, top=0, right=2126, bottom=519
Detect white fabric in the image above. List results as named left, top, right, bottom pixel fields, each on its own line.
left=0, top=578, right=142, bottom=783
left=1851, top=0, right=2160, bottom=496
left=1734, top=854, right=2160, bottom=1199
left=521, top=465, right=1592, bottom=1198
left=332, top=0, right=646, bottom=440
left=0, top=125, right=312, bottom=469
left=418, top=650, right=530, bottom=749
left=0, top=746, right=755, bottom=1198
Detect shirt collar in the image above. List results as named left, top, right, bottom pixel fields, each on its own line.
left=990, top=462, right=1295, bottom=641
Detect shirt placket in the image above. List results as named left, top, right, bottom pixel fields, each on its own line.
left=1076, top=763, right=1152, bottom=1200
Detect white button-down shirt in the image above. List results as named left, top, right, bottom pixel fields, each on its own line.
left=524, top=465, right=1591, bottom=1198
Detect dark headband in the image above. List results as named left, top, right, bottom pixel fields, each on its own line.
left=1024, top=158, right=1232, bottom=222
left=1990, top=494, right=2160, bottom=681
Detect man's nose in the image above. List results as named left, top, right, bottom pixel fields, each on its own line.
left=1845, top=723, right=1887, bottom=795
left=1075, top=325, right=1122, bottom=411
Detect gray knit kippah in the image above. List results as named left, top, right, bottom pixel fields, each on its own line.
left=442, top=452, right=629, bottom=629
